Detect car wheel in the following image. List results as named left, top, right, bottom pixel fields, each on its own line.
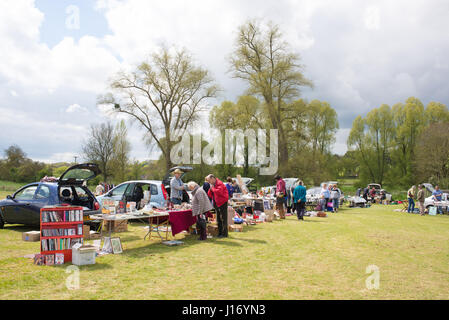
left=0, top=215, right=4, bottom=229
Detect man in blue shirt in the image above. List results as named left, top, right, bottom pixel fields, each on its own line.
left=225, top=177, right=235, bottom=198
left=170, top=169, right=185, bottom=205
left=432, top=185, right=444, bottom=214
left=293, top=180, right=307, bottom=221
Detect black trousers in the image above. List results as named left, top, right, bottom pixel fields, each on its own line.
left=295, top=201, right=305, bottom=219
left=215, top=202, right=228, bottom=237
left=196, top=216, right=207, bottom=240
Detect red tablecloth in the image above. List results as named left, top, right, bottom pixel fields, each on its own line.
left=168, top=210, right=196, bottom=236
left=150, top=209, right=214, bottom=236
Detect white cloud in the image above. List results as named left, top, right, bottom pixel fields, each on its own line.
left=1, top=0, right=449, bottom=162
left=66, top=103, right=89, bottom=114
left=364, top=6, right=380, bottom=30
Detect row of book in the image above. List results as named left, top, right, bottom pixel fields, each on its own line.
left=34, top=253, right=64, bottom=266
left=42, top=209, right=83, bottom=223
left=41, top=238, right=83, bottom=252
left=41, top=225, right=83, bottom=237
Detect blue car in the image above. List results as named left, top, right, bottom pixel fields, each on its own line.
left=0, top=163, right=102, bottom=228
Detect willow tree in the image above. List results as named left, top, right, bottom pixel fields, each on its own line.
left=229, top=19, right=313, bottom=171
left=99, top=47, right=219, bottom=170
left=210, top=95, right=263, bottom=176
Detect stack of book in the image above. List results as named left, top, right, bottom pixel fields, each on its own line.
left=39, top=206, right=85, bottom=264
left=41, top=209, right=83, bottom=222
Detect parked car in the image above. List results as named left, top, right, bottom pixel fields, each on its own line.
left=97, top=166, right=192, bottom=209
left=366, top=183, right=391, bottom=199
left=0, top=163, right=102, bottom=228
left=422, top=183, right=449, bottom=209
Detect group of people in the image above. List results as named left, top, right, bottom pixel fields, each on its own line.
left=407, top=184, right=445, bottom=215
left=170, top=169, right=230, bottom=240
left=171, top=172, right=317, bottom=242
left=274, top=175, right=308, bottom=221
left=320, top=183, right=342, bottom=213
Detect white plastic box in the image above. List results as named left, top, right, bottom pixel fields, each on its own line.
left=72, top=244, right=96, bottom=266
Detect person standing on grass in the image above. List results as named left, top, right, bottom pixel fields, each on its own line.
left=95, top=182, right=105, bottom=196
left=331, top=184, right=341, bottom=213
left=188, top=181, right=213, bottom=241
left=407, top=185, right=416, bottom=213
left=320, top=183, right=330, bottom=211
left=293, top=180, right=307, bottom=221
left=170, top=169, right=185, bottom=205
left=232, top=179, right=241, bottom=194
left=225, top=177, right=235, bottom=198
left=432, top=185, right=444, bottom=214
left=275, top=175, right=287, bottom=219
left=417, top=184, right=425, bottom=216
left=206, top=174, right=229, bottom=238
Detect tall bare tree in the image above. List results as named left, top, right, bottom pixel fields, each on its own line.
left=229, top=19, right=313, bottom=170
left=99, top=46, right=219, bottom=170
left=111, top=120, right=131, bottom=183
left=82, top=122, right=115, bottom=182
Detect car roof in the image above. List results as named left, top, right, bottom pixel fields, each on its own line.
left=116, top=180, right=162, bottom=185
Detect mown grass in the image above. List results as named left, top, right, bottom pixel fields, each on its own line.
left=0, top=204, right=448, bottom=300
left=0, top=181, right=23, bottom=194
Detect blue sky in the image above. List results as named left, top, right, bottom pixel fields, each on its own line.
left=1, top=0, right=448, bottom=163
left=36, top=0, right=109, bottom=47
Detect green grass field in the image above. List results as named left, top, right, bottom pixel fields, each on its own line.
left=0, top=204, right=448, bottom=300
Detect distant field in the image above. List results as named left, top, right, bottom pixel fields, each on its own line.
left=0, top=181, right=22, bottom=192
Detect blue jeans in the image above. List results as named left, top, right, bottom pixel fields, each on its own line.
left=332, top=198, right=339, bottom=210
left=407, top=198, right=415, bottom=213
left=171, top=198, right=182, bottom=205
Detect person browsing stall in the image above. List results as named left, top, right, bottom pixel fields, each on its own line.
left=293, top=180, right=307, bottom=221
left=275, top=175, right=287, bottom=219
left=188, top=181, right=213, bottom=241
left=407, top=185, right=416, bottom=213
left=170, top=169, right=185, bottom=205
left=320, top=183, right=330, bottom=210
left=225, top=177, right=235, bottom=198
left=206, top=174, right=229, bottom=238
left=417, top=184, right=425, bottom=216
left=432, top=185, right=444, bottom=214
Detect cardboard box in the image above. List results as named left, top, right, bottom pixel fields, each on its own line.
left=89, top=231, right=101, bottom=239
left=83, top=225, right=90, bottom=239
left=206, top=224, right=219, bottom=237
left=103, top=220, right=128, bottom=233
left=229, top=224, right=243, bottom=232
left=22, top=231, right=40, bottom=242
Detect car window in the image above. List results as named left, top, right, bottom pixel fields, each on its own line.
left=74, top=187, right=89, bottom=199
left=36, top=185, right=51, bottom=200
left=111, top=184, right=128, bottom=197
left=150, top=184, right=158, bottom=195
left=15, top=185, right=38, bottom=200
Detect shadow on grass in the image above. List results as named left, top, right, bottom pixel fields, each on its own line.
left=121, top=228, right=269, bottom=258
left=3, top=225, right=37, bottom=233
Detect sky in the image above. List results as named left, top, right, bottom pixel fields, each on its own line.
left=0, top=0, right=448, bottom=163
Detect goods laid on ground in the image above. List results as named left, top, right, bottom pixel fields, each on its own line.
left=22, top=231, right=40, bottom=242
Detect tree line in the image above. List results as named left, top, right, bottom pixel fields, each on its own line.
left=347, top=98, right=449, bottom=188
